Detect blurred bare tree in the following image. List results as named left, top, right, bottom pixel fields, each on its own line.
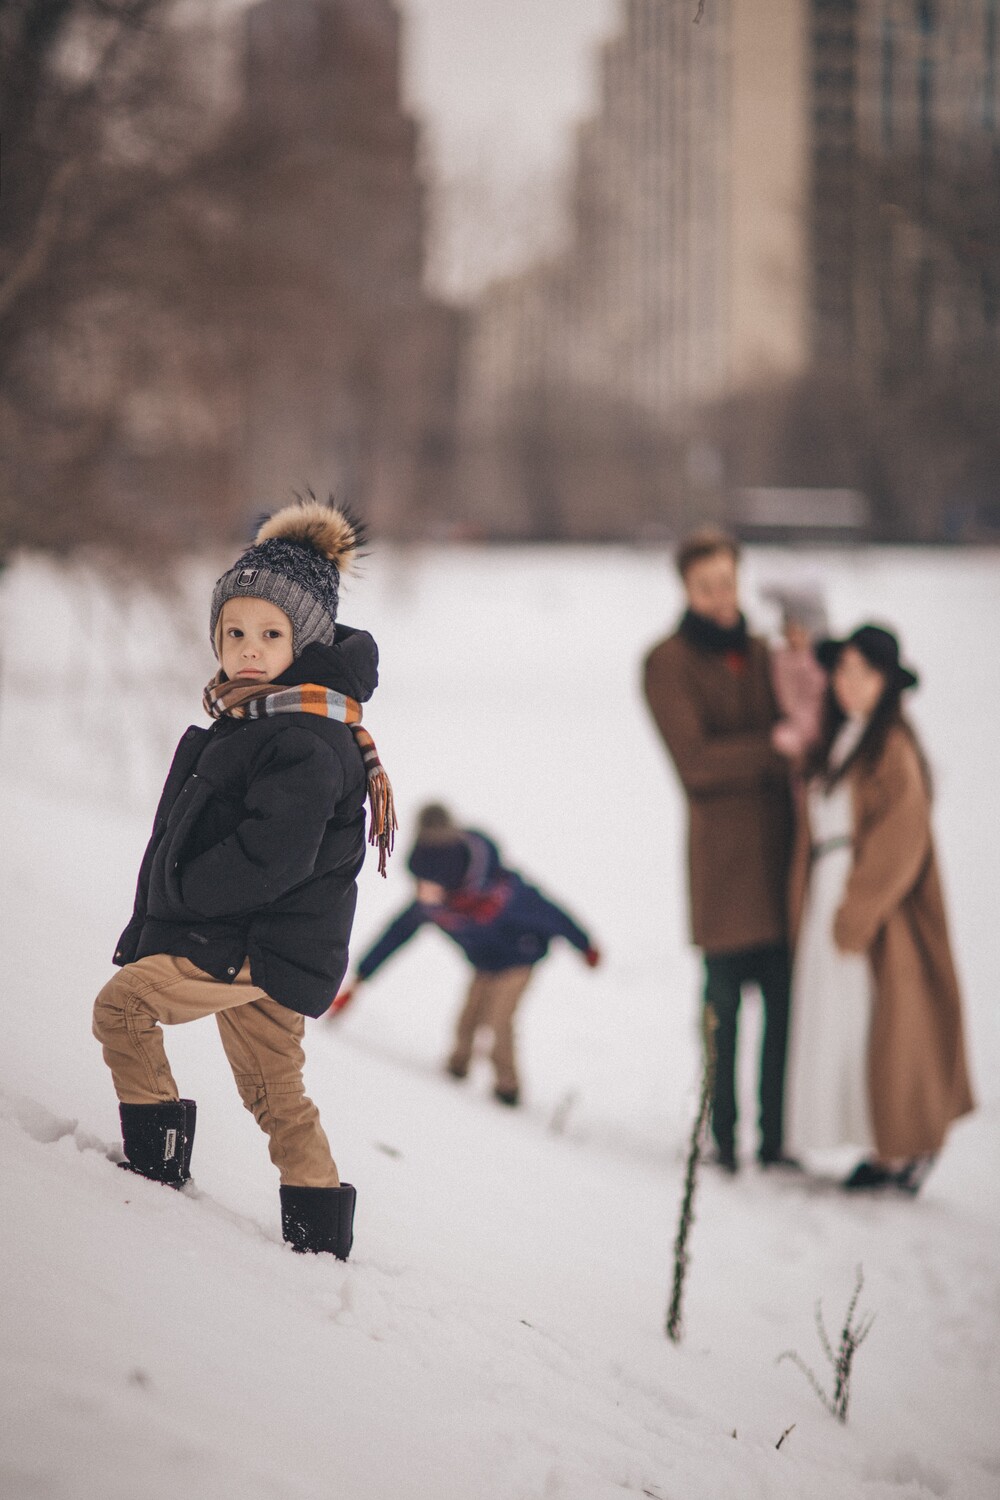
left=1, top=0, right=462, bottom=561
left=0, top=1, right=252, bottom=557
left=850, top=141, right=1000, bottom=539
left=709, top=140, right=1000, bottom=542
left=234, top=0, right=460, bottom=541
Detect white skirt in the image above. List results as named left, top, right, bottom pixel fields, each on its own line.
left=786, top=784, right=874, bottom=1154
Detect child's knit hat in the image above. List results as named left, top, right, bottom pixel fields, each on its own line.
left=760, top=583, right=828, bottom=638
left=408, top=835, right=472, bottom=891
left=210, top=499, right=362, bottom=658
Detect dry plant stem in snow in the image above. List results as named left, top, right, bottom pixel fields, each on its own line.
left=778, top=1266, right=875, bottom=1424
left=665, top=1004, right=718, bottom=1342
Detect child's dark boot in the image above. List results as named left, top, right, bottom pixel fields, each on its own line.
left=118, top=1099, right=196, bottom=1188
left=280, top=1183, right=356, bottom=1259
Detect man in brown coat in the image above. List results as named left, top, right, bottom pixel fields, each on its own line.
left=643, top=528, right=795, bottom=1172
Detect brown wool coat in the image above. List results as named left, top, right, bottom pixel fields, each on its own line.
left=643, top=630, right=793, bottom=955
left=790, top=725, right=975, bottom=1159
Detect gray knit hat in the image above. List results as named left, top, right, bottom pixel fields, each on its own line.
left=210, top=500, right=362, bottom=658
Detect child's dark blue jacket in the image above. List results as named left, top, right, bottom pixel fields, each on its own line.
left=113, top=630, right=378, bottom=1017
left=356, top=832, right=592, bottom=977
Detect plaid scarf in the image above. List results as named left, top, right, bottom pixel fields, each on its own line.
left=203, top=673, right=397, bottom=876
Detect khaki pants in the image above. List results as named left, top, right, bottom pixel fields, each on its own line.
left=448, top=966, right=533, bottom=1093
left=93, top=954, right=338, bottom=1188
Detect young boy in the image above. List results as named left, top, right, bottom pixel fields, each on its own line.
left=330, top=804, right=600, bottom=1106
left=92, top=499, right=394, bottom=1260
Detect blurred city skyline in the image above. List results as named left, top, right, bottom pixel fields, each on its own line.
left=211, top=0, right=622, bottom=298
left=3, top=0, right=999, bottom=555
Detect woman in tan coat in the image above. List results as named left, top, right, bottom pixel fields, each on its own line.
left=785, top=624, right=974, bottom=1193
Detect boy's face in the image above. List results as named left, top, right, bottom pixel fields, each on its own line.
left=219, top=597, right=295, bottom=682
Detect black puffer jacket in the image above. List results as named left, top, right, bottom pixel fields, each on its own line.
left=114, top=627, right=379, bottom=1016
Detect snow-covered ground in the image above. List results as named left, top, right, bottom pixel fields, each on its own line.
left=2, top=545, right=998, bottom=1500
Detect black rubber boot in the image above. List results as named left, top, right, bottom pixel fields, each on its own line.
left=280, top=1183, right=356, bottom=1259
left=118, top=1099, right=196, bottom=1188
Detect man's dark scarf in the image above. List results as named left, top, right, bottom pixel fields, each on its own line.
left=679, top=609, right=749, bottom=655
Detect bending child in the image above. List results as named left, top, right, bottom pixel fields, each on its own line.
left=331, top=805, right=600, bottom=1106
left=93, top=499, right=395, bottom=1260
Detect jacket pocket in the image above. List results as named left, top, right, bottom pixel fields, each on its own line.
left=149, top=776, right=217, bottom=917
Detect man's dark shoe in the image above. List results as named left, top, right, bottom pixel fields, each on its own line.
left=758, top=1151, right=803, bottom=1172
left=707, top=1146, right=738, bottom=1175
left=493, top=1086, right=520, bottom=1107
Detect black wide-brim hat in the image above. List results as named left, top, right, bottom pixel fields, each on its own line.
left=815, top=623, right=919, bottom=689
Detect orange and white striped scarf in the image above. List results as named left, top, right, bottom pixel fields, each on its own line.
left=203, top=673, right=397, bottom=876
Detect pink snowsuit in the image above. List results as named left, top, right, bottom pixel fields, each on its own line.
left=770, top=644, right=827, bottom=756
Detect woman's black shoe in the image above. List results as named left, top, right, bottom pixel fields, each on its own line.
left=895, top=1156, right=935, bottom=1195
left=842, top=1159, right=896, bottom=1191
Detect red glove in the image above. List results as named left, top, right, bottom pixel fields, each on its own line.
left=327, top=984, right=357, bottom=1018
left=583, top=946, right=601, bottom=969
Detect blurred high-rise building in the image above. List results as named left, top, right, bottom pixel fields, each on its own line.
left=237, top=0, right=461, bottom=537
left=805, top=0, right=1000, bottom=537
left=810, top=0, right=1000, bottom=362
left=458, top=0, right=1000, bottom=542
left=460, top=0, right=810, bottom=539
left=8, top=0, right=997, bottom=551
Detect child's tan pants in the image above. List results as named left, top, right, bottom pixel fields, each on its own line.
left=448, top=966, right=533, bottom=1093
left=93, top=954, right=339, bottom=1187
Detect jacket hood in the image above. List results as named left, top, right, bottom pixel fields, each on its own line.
left=276, top=624, right=379, bottom=703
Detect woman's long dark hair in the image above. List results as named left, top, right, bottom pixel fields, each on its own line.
left=805, top=679, right=931, bottom=795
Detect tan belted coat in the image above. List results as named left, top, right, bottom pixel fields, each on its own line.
left=644, top=629, right=793, bottom=955
left=790, top=723, right=974, bottom=1159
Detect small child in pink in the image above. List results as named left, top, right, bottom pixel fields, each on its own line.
left=762, top=586, right=829, bottom=761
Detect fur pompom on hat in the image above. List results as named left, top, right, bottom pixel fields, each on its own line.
left=210, top=499, right=363, bottom=658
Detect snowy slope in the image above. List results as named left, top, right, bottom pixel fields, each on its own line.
left=2, top=546, right=999, bottom=1500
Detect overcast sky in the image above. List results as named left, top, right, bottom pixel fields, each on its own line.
left=399, top=0, right=617, bottom=173
left=398, top=0, right=619, bottom=296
